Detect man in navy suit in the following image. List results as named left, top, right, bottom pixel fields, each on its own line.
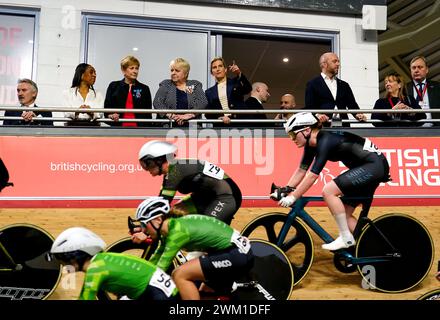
left=3, top=79, right=53, bottom=126
left=305, top=52, right=366, bottom=127
left=205, top=57, right=252, bottom=126
left=406, top=55, right=440, bottom=127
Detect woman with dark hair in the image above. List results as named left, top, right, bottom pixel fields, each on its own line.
left=62, top=63, right=104, bottom=126
left=371, top=72, right=426, bottom=127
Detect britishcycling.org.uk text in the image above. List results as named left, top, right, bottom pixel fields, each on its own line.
left=49, top=162, right=143, bottom=174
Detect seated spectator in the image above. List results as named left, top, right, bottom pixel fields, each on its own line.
left=104, top=56, right=152, bottom=127
left=205, top=57, right=252, bottom=126
left=243, top=82, right=269, bottom=126
left=406, top=56, right=440, bottom=127
left=274, top=93, right=299, bottom=123
left=63, top=63, right=104, bottom=126
left=153, top=57, right=207, bottom=127
left=3, top=79, right=52, bottom=126
left=371, top=73, right=425, bottom=127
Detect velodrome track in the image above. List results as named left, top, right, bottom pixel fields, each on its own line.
left=0, top=205, right=438, bottom=300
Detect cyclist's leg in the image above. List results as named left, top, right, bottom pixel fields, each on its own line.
left=197, top=247, right=254, bottom=295
left=321, top=180, right=355, bottom=249
left=171, top=258, right=205, bottom=300
left=171, top=193, right=238, bottom=224
left=197, top=194, right=237, bottom=225
left=323, top=159, right=386, bottom=250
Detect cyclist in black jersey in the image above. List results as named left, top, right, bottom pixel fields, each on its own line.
left=273, top=112, right=390, bottom=251
left=138, top=140, right=242, bottom=225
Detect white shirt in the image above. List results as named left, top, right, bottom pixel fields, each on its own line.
left=412, top=80, right=432, bottom=127
left=321, top=72, right=339, bottom=119
left=321, top=72, right=337, bottom=100
left=217, top=80, right=231, bottom=117
left=62, top=87, right=104, bottom=122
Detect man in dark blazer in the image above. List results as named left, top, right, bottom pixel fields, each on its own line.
left=205, top=58, right=252, bottom=126
left=406, top=55, right=440, bottom=127
left=305, top=52, right=366, bottom=127
left=243, top=82, right=269, bottom=127
left=3, top=79, right=53, bottom=126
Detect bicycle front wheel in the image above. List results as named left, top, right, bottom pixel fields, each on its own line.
left=231, top=239, right=294, bottom=300
left=0, top=224, right=61, bottom=300
left=241, top=212, right=314, bottom=286
left=356, top=214, right=434, bottom=293
left=418, top=288, right=440, bottom=300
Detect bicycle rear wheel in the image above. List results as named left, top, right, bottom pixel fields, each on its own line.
left=0, top=223, right=61, bottom=300
left=231, top=239, right=294, bottom=300
left=356, top=214, right=434, bottom=293
left=241, top=213, right=313, bottom=286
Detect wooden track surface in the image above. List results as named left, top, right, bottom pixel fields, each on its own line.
left=0, top=205, right=438, bottom=300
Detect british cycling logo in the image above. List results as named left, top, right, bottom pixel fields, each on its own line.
left=0, top=286, right=51, bottom=300
left=314, top=167, right=335, bottom=186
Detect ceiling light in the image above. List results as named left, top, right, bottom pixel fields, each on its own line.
left=283, top=57, right=289, bottom=63
left=132, top=47, right=139, bottom=51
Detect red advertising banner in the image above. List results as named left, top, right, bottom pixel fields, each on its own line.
left=0, top=135, right=439, bottom=207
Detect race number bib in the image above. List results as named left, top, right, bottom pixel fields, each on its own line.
left=203, top=161, right=225, bottom=180
left=363, top=138, right=381, bottom=155
left=231, top=230, right=251, bottom=254
left=150, top=269, right=176, bottom=297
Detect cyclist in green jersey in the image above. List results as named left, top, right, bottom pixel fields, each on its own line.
left=138, top=140, right=242, bottom=225
left=131, top=197, right=254, bottom=300
left=50, top=227, right=178, bottom=300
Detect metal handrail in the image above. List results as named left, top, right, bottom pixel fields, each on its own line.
left=1, top=106, right=439, bottom=125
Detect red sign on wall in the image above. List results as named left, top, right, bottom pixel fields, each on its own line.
left=0, top=135, right=439, bottom=207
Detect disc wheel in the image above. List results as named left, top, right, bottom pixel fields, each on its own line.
left=241, top=212, right=314, bottom=286
left=231, top=240, right=294, bottom=300
left=356, top=214, right=434, bottom=293
left=0, top=224, right=61, bottom=300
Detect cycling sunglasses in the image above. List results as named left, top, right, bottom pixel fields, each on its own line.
left=288, top=128, right=307, bottom=140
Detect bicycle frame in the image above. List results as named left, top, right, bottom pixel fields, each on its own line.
left=277, top=196, right=401, bottom=266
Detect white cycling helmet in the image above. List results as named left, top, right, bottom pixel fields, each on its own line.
left=135, top=197, right=170, bottom=225
left=51, top=227, right=106, bottom=258
left=138, top=140, right=177, bottom=161
left=284, top=112, right=318, bottom=134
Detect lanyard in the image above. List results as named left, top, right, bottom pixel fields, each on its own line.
left=413, top=82, right=427, bottom=101
left=388, top=97, right=399, bottom=108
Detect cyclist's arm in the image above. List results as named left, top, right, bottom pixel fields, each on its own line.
left=156, top=231, right=190, bottom=272
left=149, top=241, right=166, bottom=265
left=159, top=187, right=176, bottom=203
left=291, top=171, right=319, bottom=199
left=286, top=167, right=307, bottom=188
left=78, top=265, right=106, bottom=300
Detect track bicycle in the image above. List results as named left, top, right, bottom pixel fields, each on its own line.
left=97, top=217, right=294, bottom=300
left=418, top=288, right=440, bottom=300
left=0, top=223, right=62, bottom=300
left=240, top=184, right=434, bottom=293
left=417, top=261, right=440, bottom=300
